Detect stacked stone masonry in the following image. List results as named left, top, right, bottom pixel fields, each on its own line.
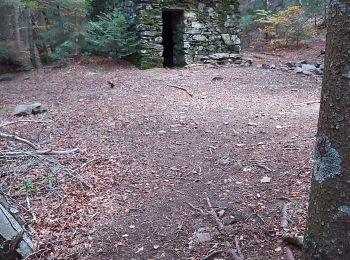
left=119, top=0, right=241, bottom=69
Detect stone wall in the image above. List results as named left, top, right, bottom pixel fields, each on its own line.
left=119, top=0, right=241, bottom=69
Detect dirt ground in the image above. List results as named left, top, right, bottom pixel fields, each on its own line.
left=0, top=44, right=324, bottom=259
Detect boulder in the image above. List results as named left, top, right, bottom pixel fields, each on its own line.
left=301, top=64, right=318, bottom=73
left=294, top=67, right=303, bottom=74
left=13, top=103, right=47, bottom=116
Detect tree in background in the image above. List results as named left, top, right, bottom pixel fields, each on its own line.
left=303, top=1, right=350, bottom=258
left=85, top=9, right=137, bottom=59
left=255, top=6, right=317, bottom=47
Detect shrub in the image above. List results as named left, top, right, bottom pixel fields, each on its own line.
left=255, top=6, right=317, bottom=47
left=85, top=9, right=137, bottom=58
left=49, top=40, right=80, bottom=62
left=0, top=42, right=12, bottom=61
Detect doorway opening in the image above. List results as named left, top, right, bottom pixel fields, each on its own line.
left=162, top=10, right=185, bottom=68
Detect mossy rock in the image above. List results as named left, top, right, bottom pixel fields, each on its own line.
left=0, top=73, right=13, bottom=81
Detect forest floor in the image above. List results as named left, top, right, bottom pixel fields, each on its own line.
left=0, top=39, right=325, bottom=260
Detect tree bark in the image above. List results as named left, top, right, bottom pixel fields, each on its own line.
left=302, top=1, right=350, bottom=259
left=26, top=8, right=37, bottom=68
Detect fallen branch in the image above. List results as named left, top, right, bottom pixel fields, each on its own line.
left=167, top=85, right=193, bottom=97
left=255, top=163, right=272, bottom=172
left=205, top=197, right=243, bottom=260
left=0, top=148, right=80, bottom=157
left=187, top=202, right=207, bottom=215
left=225, top=241, right=243, bottom=260
left=0, top=132, right=39, bottom=149
left=201, top=250, right=224, bottom=260
left=0, top=120, right=49, bottom=128
left=206, top=197, right=224, bottom=231
left=235, top=236, right=245, bottom=259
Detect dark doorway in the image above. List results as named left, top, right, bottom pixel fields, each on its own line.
left=162, top=10, right=184, bottom=68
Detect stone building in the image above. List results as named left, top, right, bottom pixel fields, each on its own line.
left=118, top=0, right=241, bottom=69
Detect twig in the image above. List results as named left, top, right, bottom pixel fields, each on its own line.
left=225, top=241, right=243, bottom=260
left=206, top=196, right=224, bottom=230
left=187, top=202, right=207, bottom=215
left=204, top=196, right=243, bottom=260
left=167, top=85, right=193, bottom=97
left=235, top=236, right=245, bottom=259
left=255, top=163, right=272, bottom=172
left=0, top=120, right=49, bottom=128
left=72, top=156, right=103, bottom=173
left=0, top=132, right=39, bottom=149
left=201, top=250, right=224, bottom=260
left=25, top=193, right=36, bottom=222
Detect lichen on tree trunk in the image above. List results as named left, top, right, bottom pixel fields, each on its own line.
left=303, top=1, right=350, bottom=259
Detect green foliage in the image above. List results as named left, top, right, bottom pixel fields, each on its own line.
left=0, top=42, right=12, bottom=60
left=49, top=40, right=80, bottom=62
left=255, top=6, right=317, bottom=46
left=240, top=15, right=257, bottom=32
left=19, top=177, right=36, bottom=194
left=85, top=9, right=137, bottom=58
left=302, top=0, right=328, bottom=18
left=31, top=0, right=88, bottom=63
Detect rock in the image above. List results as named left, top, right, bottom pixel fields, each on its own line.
left=216, top=157, right=230, bottom=166
left=261, top=63, right=270, bottom=69
left=301, top=64, right=318, bottom=73
left=294, top=67, right=303, bottom=74
left=13, top=103, right=47, bottom=116
left=209, top=53, right=230, bottom=60
left=302, top=71, right=313, bottom=76
left=0, top=74, right=13, bottom=81
left=315, top=68, right=323, bottom=75
left=260, top=176, right=271, bottom=183
left=240, top=58, right=252, bottom=67
left=195, top=232, right=211, bottom=243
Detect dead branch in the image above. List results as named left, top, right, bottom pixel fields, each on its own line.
left=225, top=241, right=243, bottom=260
left=71, top=156, right=104, bottom=174
left=255, top=163, right=272, bottom=172
left=0, top=148, right=80, bottom=157
left=0, top=132, right=39, bottom=149
left=187, top=202, right=208, bottom=215
left=235, top=236, right=245, bottom=259
left=167, top=85, right=193, bottom=97
left=201, top=250, right=224, bottom=260
left=206, top=197, right=224, bottom=231
left=0, top=120, right=49, bottom=128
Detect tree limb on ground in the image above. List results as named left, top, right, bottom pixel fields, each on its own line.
left=167, top=85, right=193, bottom=97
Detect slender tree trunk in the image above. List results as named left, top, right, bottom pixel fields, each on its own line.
left=14, top=8, right=21, bottom=49
left=303, top=1, right=350, bottom=259
left=26, top=8, right=37, bottom=68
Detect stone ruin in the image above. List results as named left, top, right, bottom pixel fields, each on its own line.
left=118, top=0, right=242, bottom=69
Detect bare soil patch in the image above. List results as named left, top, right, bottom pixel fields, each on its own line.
left=0, top=55, right=322, bottom=259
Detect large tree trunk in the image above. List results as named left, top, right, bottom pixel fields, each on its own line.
left=302, top=1, right=350, bottom=259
